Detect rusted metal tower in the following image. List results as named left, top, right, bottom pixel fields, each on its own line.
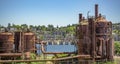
left=76, top=4, right=114, bottom=61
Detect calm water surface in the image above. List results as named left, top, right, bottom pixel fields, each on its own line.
left=36, top=44, right=76, bottom=54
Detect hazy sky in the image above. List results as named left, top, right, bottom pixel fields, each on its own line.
left=0, top=0, right=120, bottom=27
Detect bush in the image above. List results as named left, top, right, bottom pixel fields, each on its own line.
left=114, top=41, right=120, bottom=56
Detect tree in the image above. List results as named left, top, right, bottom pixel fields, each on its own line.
left=37, top=25, right=41, bottom=30
left=7, top=23, right=11, bottom=30
left=47, top=24, right=54, bottom=31
left=21, top=24, right=28, bottom=28
left=21, top=24, right=28, bottom=31
left=29, top=25, right=36, bottom=31
left=15, top=25, right=21, bottom=31
left=41, top=25, right=46, bottom=31
left=57, top=25, right=59, bottom=28
left=29, top=25, right=34, bottom=29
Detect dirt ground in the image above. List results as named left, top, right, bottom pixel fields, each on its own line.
left=114, top=56, right=120, bottom=64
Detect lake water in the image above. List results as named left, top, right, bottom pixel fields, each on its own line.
left=36, top=44, right=77, bottom=54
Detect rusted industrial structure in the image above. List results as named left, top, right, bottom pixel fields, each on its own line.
left=0, top=30, right=22, bottom=60
left=0, top=4, right=114, bottom=64
left=0, top=31, right=14, bottom=53
left=0, top=29, right=36, bottom=60
left=76, top=4, right=114, bottom=61
left=14, top=31, right=36, bottom=53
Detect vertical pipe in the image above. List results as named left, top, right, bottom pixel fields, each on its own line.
left=33, top=36, right=35, bottom=53
left=111, top=38, right=114, bottom=60
left=22, top=32, right=24, bottom=52
left=108, top=22, right=114, bottom=61
left=95, top=4, right=98, bottom=19
left=106, top=40, right=109, bottom=60
left=19, top=32, right=21, bottom=52
left=89, top=18, right=95, bottom=60
left=92, top=20, right=95, bottom=61
left=102, top=40, right=106, bottom=59
left=107, top=39, right=110, bottom=60
left=79, top=13, right=82, bottom=23
left=98, top=39, right=102, bottom=56
left=111, top=24, right=114, bottom=61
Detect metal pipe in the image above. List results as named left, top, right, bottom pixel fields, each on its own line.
left=106, top=39, right=109, bottom=60
left=95, top=4, right=98, bottom=19
left=102, top=40, right=106, bottom=59
left=79, top=13, right=82, bottom=23
left=19, top=32, right=22, bottom=52
left=0, top=55, right=101, bottom=63
left=98, top=39, right=102, bottom=56
left=90, top=18, right=96, bottom=60
left=0, top=53, right=22, bottom=57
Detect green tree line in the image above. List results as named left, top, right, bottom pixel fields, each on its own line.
left=0, top=23, right=77, bottom=35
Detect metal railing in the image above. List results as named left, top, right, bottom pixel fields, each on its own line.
left=0, top=59, right=118, bottom=64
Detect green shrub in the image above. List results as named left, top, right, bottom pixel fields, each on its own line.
left=114, top=41, right=120, bottom=56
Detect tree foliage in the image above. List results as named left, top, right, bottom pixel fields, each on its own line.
left=114, top=41, right=120, bottom=56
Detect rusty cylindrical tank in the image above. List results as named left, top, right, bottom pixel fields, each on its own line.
left=23, top=32, right=36, bottom=52
left=0, top=32, right=14, bottom=53
left=14, top=31, right=36, bottom=53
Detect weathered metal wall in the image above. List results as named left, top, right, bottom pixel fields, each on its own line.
left=0, top=32, right=14, bottom=53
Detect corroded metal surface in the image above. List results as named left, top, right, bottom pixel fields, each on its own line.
left=0, top=32, right=14, bottom=53
left=23, top=32, right=36, bottom=52
left=14, top=32, right=22, bottom=52
left=0, top=53, right=22, bottom=57
left=76, top=4, right=114, bottom=61
left=14, top=32, right=36, bottom=53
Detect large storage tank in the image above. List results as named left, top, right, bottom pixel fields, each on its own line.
left=0, top=32, right=14, bottom=53
left=23, top=32, right=36, bottom=52
left=14, top=31, right=36, bottom=53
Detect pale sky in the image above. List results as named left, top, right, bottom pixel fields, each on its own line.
left=0, top=0, right=120, bottom=27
